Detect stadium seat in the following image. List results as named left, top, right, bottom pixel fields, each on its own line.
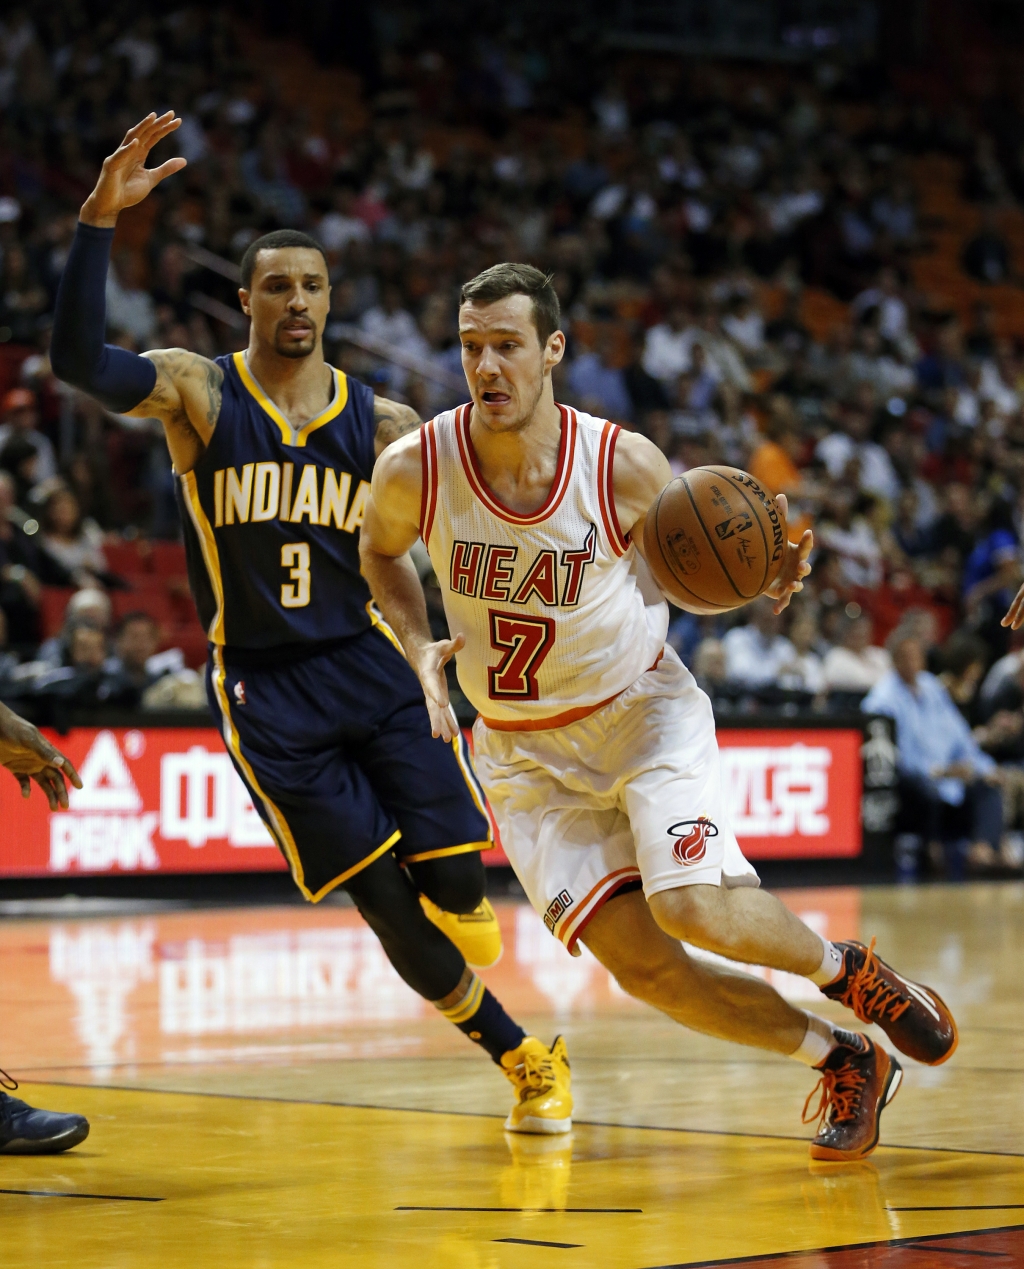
left=103, top=538, right=150, bottom=576
left=38, top=587, right=75, bottom=640
left=151, top=541, right=188, bottom=575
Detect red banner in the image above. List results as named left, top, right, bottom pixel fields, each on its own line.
left=0, top=725, right=862, bottom=879
left=717, top=728, right=862, bottom=859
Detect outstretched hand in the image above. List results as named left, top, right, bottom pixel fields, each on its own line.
left=80, top=111, right=187, bottom=229
left=763, top=493, right=813, bottom=615
left=412, top=633, right=466, bottom=743
left=1002, top=583, right=1024, bottom=631
left=0, top=703, right=82, bottom=811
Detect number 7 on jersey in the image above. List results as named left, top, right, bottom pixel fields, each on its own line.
left=488, top=610, right=555, bottom=701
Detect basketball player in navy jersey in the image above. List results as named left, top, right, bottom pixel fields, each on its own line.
left=50, top=112, right=572, bottom=1133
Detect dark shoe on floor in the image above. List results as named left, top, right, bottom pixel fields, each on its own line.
left=820, top=938, right=958, bottom=1066
left=0, top=1090, right=90, bottom=1154
left=804, top=1033, right=902, bottom=1161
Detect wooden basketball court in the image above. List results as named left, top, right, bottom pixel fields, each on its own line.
left=2, top=882, right=1022, bottom=1267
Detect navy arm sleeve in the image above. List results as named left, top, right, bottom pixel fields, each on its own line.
left=50, top=223, right=158, bottom=413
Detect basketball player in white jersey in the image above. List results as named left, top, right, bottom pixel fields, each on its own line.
left=360, top=264, right=958, bottom=1160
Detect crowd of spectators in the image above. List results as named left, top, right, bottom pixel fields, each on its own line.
left=3, top=4, right=1024, bottom=866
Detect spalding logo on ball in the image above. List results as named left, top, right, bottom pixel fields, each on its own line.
left=643, top=465, right=786, bottom=614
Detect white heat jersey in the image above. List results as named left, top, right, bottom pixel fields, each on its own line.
left=421, top=403, right=668, bottom=726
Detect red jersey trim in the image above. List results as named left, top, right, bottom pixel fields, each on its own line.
left=456, top=403, right=576, bottom=526
left=597, top=420, right=631, bottom=557
left=420, top=419, right=439, bottom=547
left=559, top=867, right=643, bottom=954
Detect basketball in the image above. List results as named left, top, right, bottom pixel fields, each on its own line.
left=643, top=466, right=787, bottom=613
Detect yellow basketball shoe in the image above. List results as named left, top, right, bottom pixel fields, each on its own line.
left=501, top=1035, right=573, bottom=1135
left=420, top=895, right=503, bottom=969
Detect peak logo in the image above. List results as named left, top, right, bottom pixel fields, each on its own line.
left=68, top=730, right=142, bottom=812
left=668, top=816, right=718, bottom=866
left=37, top=727, right=279, bottom=878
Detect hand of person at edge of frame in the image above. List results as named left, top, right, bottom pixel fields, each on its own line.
left=80, top=112, right=186, bottom=227
left=764, top=493, right=814, bottom=616
left=0, top=703, right=83, bottom=811
left=414, top=633, right=465, bottom=743
left=1001, top=581, right=1024, bottom=630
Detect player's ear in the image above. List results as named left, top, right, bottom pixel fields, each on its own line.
left=238, top=287, right=251, bottom=317
left=544, top=329, right=566, bottom=371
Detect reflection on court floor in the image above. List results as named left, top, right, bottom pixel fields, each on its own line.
left=2, top=883, right=1023, bottom=1268
left=4, top=890, right=857, bottom=1078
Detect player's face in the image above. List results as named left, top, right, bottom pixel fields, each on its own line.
left=239, top=249, right=331, bottom=359
left=459, top=295, right=565, bottom=433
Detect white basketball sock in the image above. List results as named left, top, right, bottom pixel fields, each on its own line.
left=807, top=934, right=845, bottom=986
left=790, top=1012, right=838, bottom=1067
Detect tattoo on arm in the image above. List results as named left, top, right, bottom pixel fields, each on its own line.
left=137, top=349, right=223, bottom=441
left=374, top=396, right=423, bottom=455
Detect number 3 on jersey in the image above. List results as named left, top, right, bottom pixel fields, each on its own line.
left=281, top=542, right=311, bottom=608
left=488, top=610, right=555, bottom=701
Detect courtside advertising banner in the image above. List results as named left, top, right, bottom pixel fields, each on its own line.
left=0, top=725, right=862, bottom=878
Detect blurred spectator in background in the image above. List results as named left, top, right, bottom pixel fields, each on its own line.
left=938, top=631, right=990, bottom=725
left=823, top=612, right=891, bottom=694
left=36, top=588, right=112, bottom=671
left=692, top=636, right=728, bottom=702
left=102, top=611, right=180, bottom=706
left=962, top=208, right=1012, bottom=284
left=723, top=599, right=795, bottom=688
left=863, top=629, right=1004, bottom=873
left=777, top=606, right=825, bottom=695
left=817, top=488, right=884, bottom=589
left=38, top=488, right=108, bottom=588
left=567, top=327, right=633, bottom=422
left=0, top=389, right=56, bottom=484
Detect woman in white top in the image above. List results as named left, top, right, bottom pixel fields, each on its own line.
left=39, top=486, right=108, bottom=586
left=823, top=613, right=891, bottom=691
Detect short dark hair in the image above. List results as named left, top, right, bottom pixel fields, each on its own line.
left=240, top=230, right=329, bottom=289
left=117, top=610, right=158, bottom=635
left=459, top=263, right=561, bottom=346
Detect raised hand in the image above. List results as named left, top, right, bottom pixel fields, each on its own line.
left=80, top=111, right=187, bottom=228
left=0, top=702, right=82, bottom=811
left=764, top=493, right=813, bottom=615
left=412, top=632, right=466, bottom=743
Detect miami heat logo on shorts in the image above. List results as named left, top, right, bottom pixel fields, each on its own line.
left=668, top=816, right=718, bottom=866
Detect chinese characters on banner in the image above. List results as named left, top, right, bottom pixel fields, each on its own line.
left=0, top=726, right=861, bottom=878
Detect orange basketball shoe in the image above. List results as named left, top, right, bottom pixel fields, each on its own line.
left=820, top=939, right=958, bottom=1066
left=804, top=1033, right=902, bottom=1161
left=501, top=1036, right=573, bottom=1135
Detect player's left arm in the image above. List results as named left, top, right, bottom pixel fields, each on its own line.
left=373, top=396, right=423, bottom=459
left=611, top=430, right=813, bottom=615
left=360, top=433, right=463, bottom=742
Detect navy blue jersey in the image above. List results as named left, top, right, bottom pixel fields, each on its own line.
left=177, top=352, right=377, bottom=649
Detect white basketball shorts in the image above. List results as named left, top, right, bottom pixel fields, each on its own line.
left=472, top=645, right=758, bottom=955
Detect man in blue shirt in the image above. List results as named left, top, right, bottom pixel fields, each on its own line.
left=863, top=630, right=1003, bottom=866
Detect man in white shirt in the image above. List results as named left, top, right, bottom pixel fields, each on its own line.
left=641, top=305, right=699, bottom=391
left=816, top=404, right=900, bottom=503
left=722, top=599, right=797, bottom=688
left=316, top=184, right=371, bottom=255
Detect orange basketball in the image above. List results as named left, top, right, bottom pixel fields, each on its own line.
left=643, top=466, right=787, bottom=613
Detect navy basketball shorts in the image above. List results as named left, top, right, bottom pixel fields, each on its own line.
left=204, top=625, right=491, bottom=902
